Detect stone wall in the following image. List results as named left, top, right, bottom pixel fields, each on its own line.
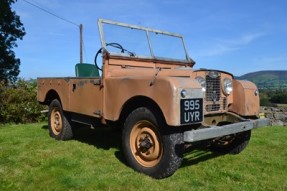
left=261, top=106, right=287, bottom=126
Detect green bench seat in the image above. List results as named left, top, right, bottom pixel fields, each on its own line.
left=75, top=63, right=100, bottom=77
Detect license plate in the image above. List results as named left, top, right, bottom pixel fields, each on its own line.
left=180, top=99, right=203, bottom=124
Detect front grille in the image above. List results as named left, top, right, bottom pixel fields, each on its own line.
left=205, top=98, right=227, bottom=112
left=204, top=74, right=227, bottom=112
left=206, top=76, right=221, bottom=102
left=206, top=104, right=220, bottom=111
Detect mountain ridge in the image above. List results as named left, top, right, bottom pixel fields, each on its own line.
left=237, top=70, right=287, bottom=90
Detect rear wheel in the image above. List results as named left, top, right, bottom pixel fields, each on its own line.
left=122, top=107, right=184, bottom=179
left=48, top=99, right=73, bottom=140
left=210, top=130, right=251, bottom=154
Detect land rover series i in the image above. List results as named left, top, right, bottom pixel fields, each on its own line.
left=37, top=19, right=270, bottom=178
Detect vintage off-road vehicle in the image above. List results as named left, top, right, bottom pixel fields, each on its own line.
left=37, top=19, right=270, bottom=179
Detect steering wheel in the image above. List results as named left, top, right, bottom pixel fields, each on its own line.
left=94, top=47, right=103, bottom=71
left=106, top=42, right=125, bottom=53
left=94, top=42, right=135, bottom=71
left=94, top=42, right=125, bottom=71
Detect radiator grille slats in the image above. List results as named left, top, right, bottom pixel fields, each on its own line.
left=206, top=76, right=221, bottom=102
left=204, top=74, right=227, bottom=112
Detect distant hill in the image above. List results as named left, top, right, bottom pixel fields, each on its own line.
left=237, top=70, right=287, bottom=90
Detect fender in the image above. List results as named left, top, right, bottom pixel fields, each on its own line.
left=103, top=76, right=203, bottom=126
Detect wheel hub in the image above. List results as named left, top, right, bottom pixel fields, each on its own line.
left=139, top=136, right=154, bottom=152
left=51, top=108, right=62, bottom=135
left=130, top=120, right=163, bottom=167
left=54, top=113, right=60, bottom=130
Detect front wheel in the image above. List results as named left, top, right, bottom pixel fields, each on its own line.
left=122, top=107, right=184, bottom=179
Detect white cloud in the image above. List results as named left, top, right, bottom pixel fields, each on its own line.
left=226, top=33, right=265, bottom=46
left=196, top=32, right=265, bottom=57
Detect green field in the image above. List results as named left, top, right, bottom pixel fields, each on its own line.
left=0, top=123, right=286, bottom=190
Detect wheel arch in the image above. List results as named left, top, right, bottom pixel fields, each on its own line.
left=43, top=89, right=62, bottom=106
left=119, top=96, right=166, bottom=126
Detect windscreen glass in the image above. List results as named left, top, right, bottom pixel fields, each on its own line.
left=101, top=22, right=188, bottom=62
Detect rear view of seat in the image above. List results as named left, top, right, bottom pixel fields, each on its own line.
left=75, top=63, right=99, bottom=77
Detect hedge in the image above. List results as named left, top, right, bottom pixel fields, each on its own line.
left=0, top=80, right=47, bottom=124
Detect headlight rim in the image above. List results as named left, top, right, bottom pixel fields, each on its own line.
left=196, top=76, right=206, bottom=92
left=223, top=78, right=233, bottom=95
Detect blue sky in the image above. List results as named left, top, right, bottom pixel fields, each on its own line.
left=13, top=0, right=287, bottom=79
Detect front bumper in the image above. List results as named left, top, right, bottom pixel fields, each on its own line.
left=184, top=118, right=270, bottom=142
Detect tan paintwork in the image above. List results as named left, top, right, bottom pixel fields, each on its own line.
left=38, top=78, right=70, bottom=106
left=37, top=48, right=260, bottom=127
left=192, top=71, right=259, bottom=116
left=38, top=54, right=206, bottom=126
left=229, top=80, right=260, bottom=116
left=102, top=55, right=204, bottom=125
left=38, top=54, right=260, bottom=126
left=38, top=77, right=103, bottom=117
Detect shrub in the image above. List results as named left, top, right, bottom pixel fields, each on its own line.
left=269, top=91, right=287, bottom=104
left=0, top=79, right=47, bottom=124
left=259, top=90, right=287, bottom=106
left=259, top=91, right=273, bottom=106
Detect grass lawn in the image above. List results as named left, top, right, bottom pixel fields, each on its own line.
left=0, top=123, right=286, bottom=190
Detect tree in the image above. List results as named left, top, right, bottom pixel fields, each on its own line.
left=0, top=0, right=25, bottom=84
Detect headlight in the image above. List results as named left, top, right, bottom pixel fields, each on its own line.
left=223, top=78, right=233, bottom=95
left=196, top=76, right=206, bottom=92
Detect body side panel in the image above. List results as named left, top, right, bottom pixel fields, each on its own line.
left=103, top=76, right=203, bottom=126
left=37, top=77, right=103, bottom=117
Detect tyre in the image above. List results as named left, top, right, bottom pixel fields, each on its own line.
left=48, top=99, right=73, bottom=140
left=210, top=130, right=251, bottom=154
left=122, top=107, right=184, bottom=179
